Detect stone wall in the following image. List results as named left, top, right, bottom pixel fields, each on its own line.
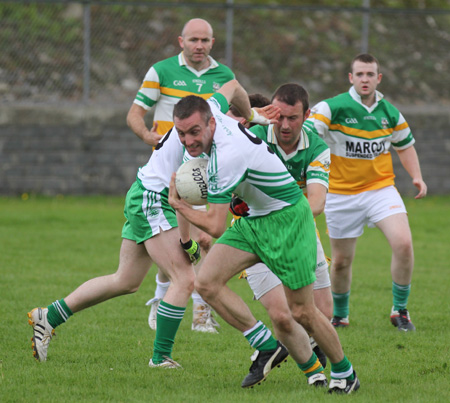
left=1, top=105, right=449, bottom=196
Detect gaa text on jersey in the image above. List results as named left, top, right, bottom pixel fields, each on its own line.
left=345, top=118, right=358, bottom=124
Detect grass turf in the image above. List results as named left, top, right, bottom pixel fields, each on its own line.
left=0, top=195, right=449, bottom=402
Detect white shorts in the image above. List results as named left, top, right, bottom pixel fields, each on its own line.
left=325, top=186, right=407, bottom=239
left=245, top=233, right=331, bottom=300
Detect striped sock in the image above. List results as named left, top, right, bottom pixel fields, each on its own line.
left=297, top=352, right=324, bottom=377
left=152, top=301, right=185, bottom=364
left=332, top=291, right=350, bottom=318
left=47, top=299, right=73, bottom=328
left=331, top=356, right=354, bottom=380
left=243, top=321, right=278, bottom=351
left=392, top=282, right=411, bottom=311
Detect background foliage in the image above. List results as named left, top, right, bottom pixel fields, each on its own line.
left=1, top=0, right=449, bottom=105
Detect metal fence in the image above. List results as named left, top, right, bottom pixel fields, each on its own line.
left=1, top=1, right=449, bottom=106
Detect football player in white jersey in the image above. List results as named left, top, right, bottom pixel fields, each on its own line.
left=227, top=90, right=331, bottom=370
left=26, top=80, right=273, bottom=370
left=168, top=92, right=359, bottom=394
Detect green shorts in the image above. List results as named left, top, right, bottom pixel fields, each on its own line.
left=121, top=180, right=178, bottom=244
left=217, top=195, right=316, bottom=290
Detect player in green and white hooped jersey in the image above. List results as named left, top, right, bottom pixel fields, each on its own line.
left=168, top=92, right=359, bottom=393
left=26, top=80, right=257, bottom=368
left=308, top=54, right=427, bottom=333
left=127, top=18, right=235, bottom=333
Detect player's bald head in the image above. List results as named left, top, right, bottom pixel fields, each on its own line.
left=181, top=18, right=213, bottom=38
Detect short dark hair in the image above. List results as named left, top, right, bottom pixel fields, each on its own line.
left=351, top=53, right=380, bottom=73
left=173, top=95, right=212, bottom=124
left=271, top=83, right=309, bottom=114
left=228, top=93, right=270, bottom=118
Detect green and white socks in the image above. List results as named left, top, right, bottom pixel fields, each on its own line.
left=47, top=299, right=73, bottom=328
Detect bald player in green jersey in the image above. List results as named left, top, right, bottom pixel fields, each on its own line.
left=127, top=18, right=234, bottom=333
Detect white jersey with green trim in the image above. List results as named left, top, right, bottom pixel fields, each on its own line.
left=137, top=95, right=302, bottom=216
left=202, top=100, right=302, bottom=217
left=135, top=94, right=229, bottom=195
left=134, top=53, right=234, bottom=135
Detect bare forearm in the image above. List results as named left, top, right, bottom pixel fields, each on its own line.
left=177, top=212, right=191, bottom=244
left=307, top=195, right=325, bottom=217
left=397, top=146, right=427, bottom=198
left=305, top=183, right=327, bottom=217
left=176, top=203, right=226, bottom=239
left=127, top=104, right=161, bottom=147
left=397, top=146, right=422, bottom=180
left=127, top=113, right=149, bottom=141
left=218, top=79, right=252, bottom=120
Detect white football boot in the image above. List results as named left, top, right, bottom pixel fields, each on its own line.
left=27, top=307, right=55, bottom=362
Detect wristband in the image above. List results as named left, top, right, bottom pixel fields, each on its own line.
left=180, top=239, right=193, bottom=251
left=248, top=108, right=270, bottom=125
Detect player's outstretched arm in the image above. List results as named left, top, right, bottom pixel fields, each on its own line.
left=396, top=146, right=427, bottom=199
left=217, top=80, right=279, bottom=124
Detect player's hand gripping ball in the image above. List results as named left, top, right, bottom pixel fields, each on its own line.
left=175, top=158, right=208, bottom=205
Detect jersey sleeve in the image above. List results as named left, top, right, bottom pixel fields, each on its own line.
left=208, top=93, right=230, bottom=114
left=307, top=101, right=332, bottom=139
left=306, top=148, right=330, bottom=189
left=390, top=112, right=415, bottom=150
left=133, top=66, right=161, bottom=110
left=249, top=124, right=268, bottom=141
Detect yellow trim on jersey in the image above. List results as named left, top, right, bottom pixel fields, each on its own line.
left=309, top=160, right=330, bottom=172
left=310, top=112, right=330, bottom=126
left=160, top=87, right=213, bottom=99
left=330, top=123, right=393, bottom=139
left=395, top=121, right=409, bottom=131
left=329, top=153, right=395, bottom=194
left=141, top=80, right=160, bottom=90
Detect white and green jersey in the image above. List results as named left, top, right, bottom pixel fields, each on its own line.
left=135, top=93, right=230, bottom=197
left=308, top=86, right=415, bottom=195
left=204, top=102, right=302, bottom=217
left=137, top=93, right=301, bottom=217
left=134, top=52, right=234, bottom=135
left=250, top=123, right=330, bottom=193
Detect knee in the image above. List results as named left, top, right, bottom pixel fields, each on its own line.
left=114, top=276, right=140, bottom=295
left=196, top=232, right=212, bottom=253
left=315, top=300, right=333, bottom=321
left=332, top=256, right=352, bottom=272
left=194, top=277, right=217, bottom=301
left=270, top=310, right=295, bottom=334
left=394, top=238, right=413, bottom=260
left=290, top=305, right=315, bottom=333
left=180, top=271, right=196, bottom=296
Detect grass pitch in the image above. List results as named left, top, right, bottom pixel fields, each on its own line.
left=0, top=195, right=449, bottom=402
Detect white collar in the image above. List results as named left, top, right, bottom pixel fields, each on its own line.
left=267, top=124, right=309, bottom=159
left=349, top=86, right=384, bottom=113
left=178, top=52, right=218, bottom=77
